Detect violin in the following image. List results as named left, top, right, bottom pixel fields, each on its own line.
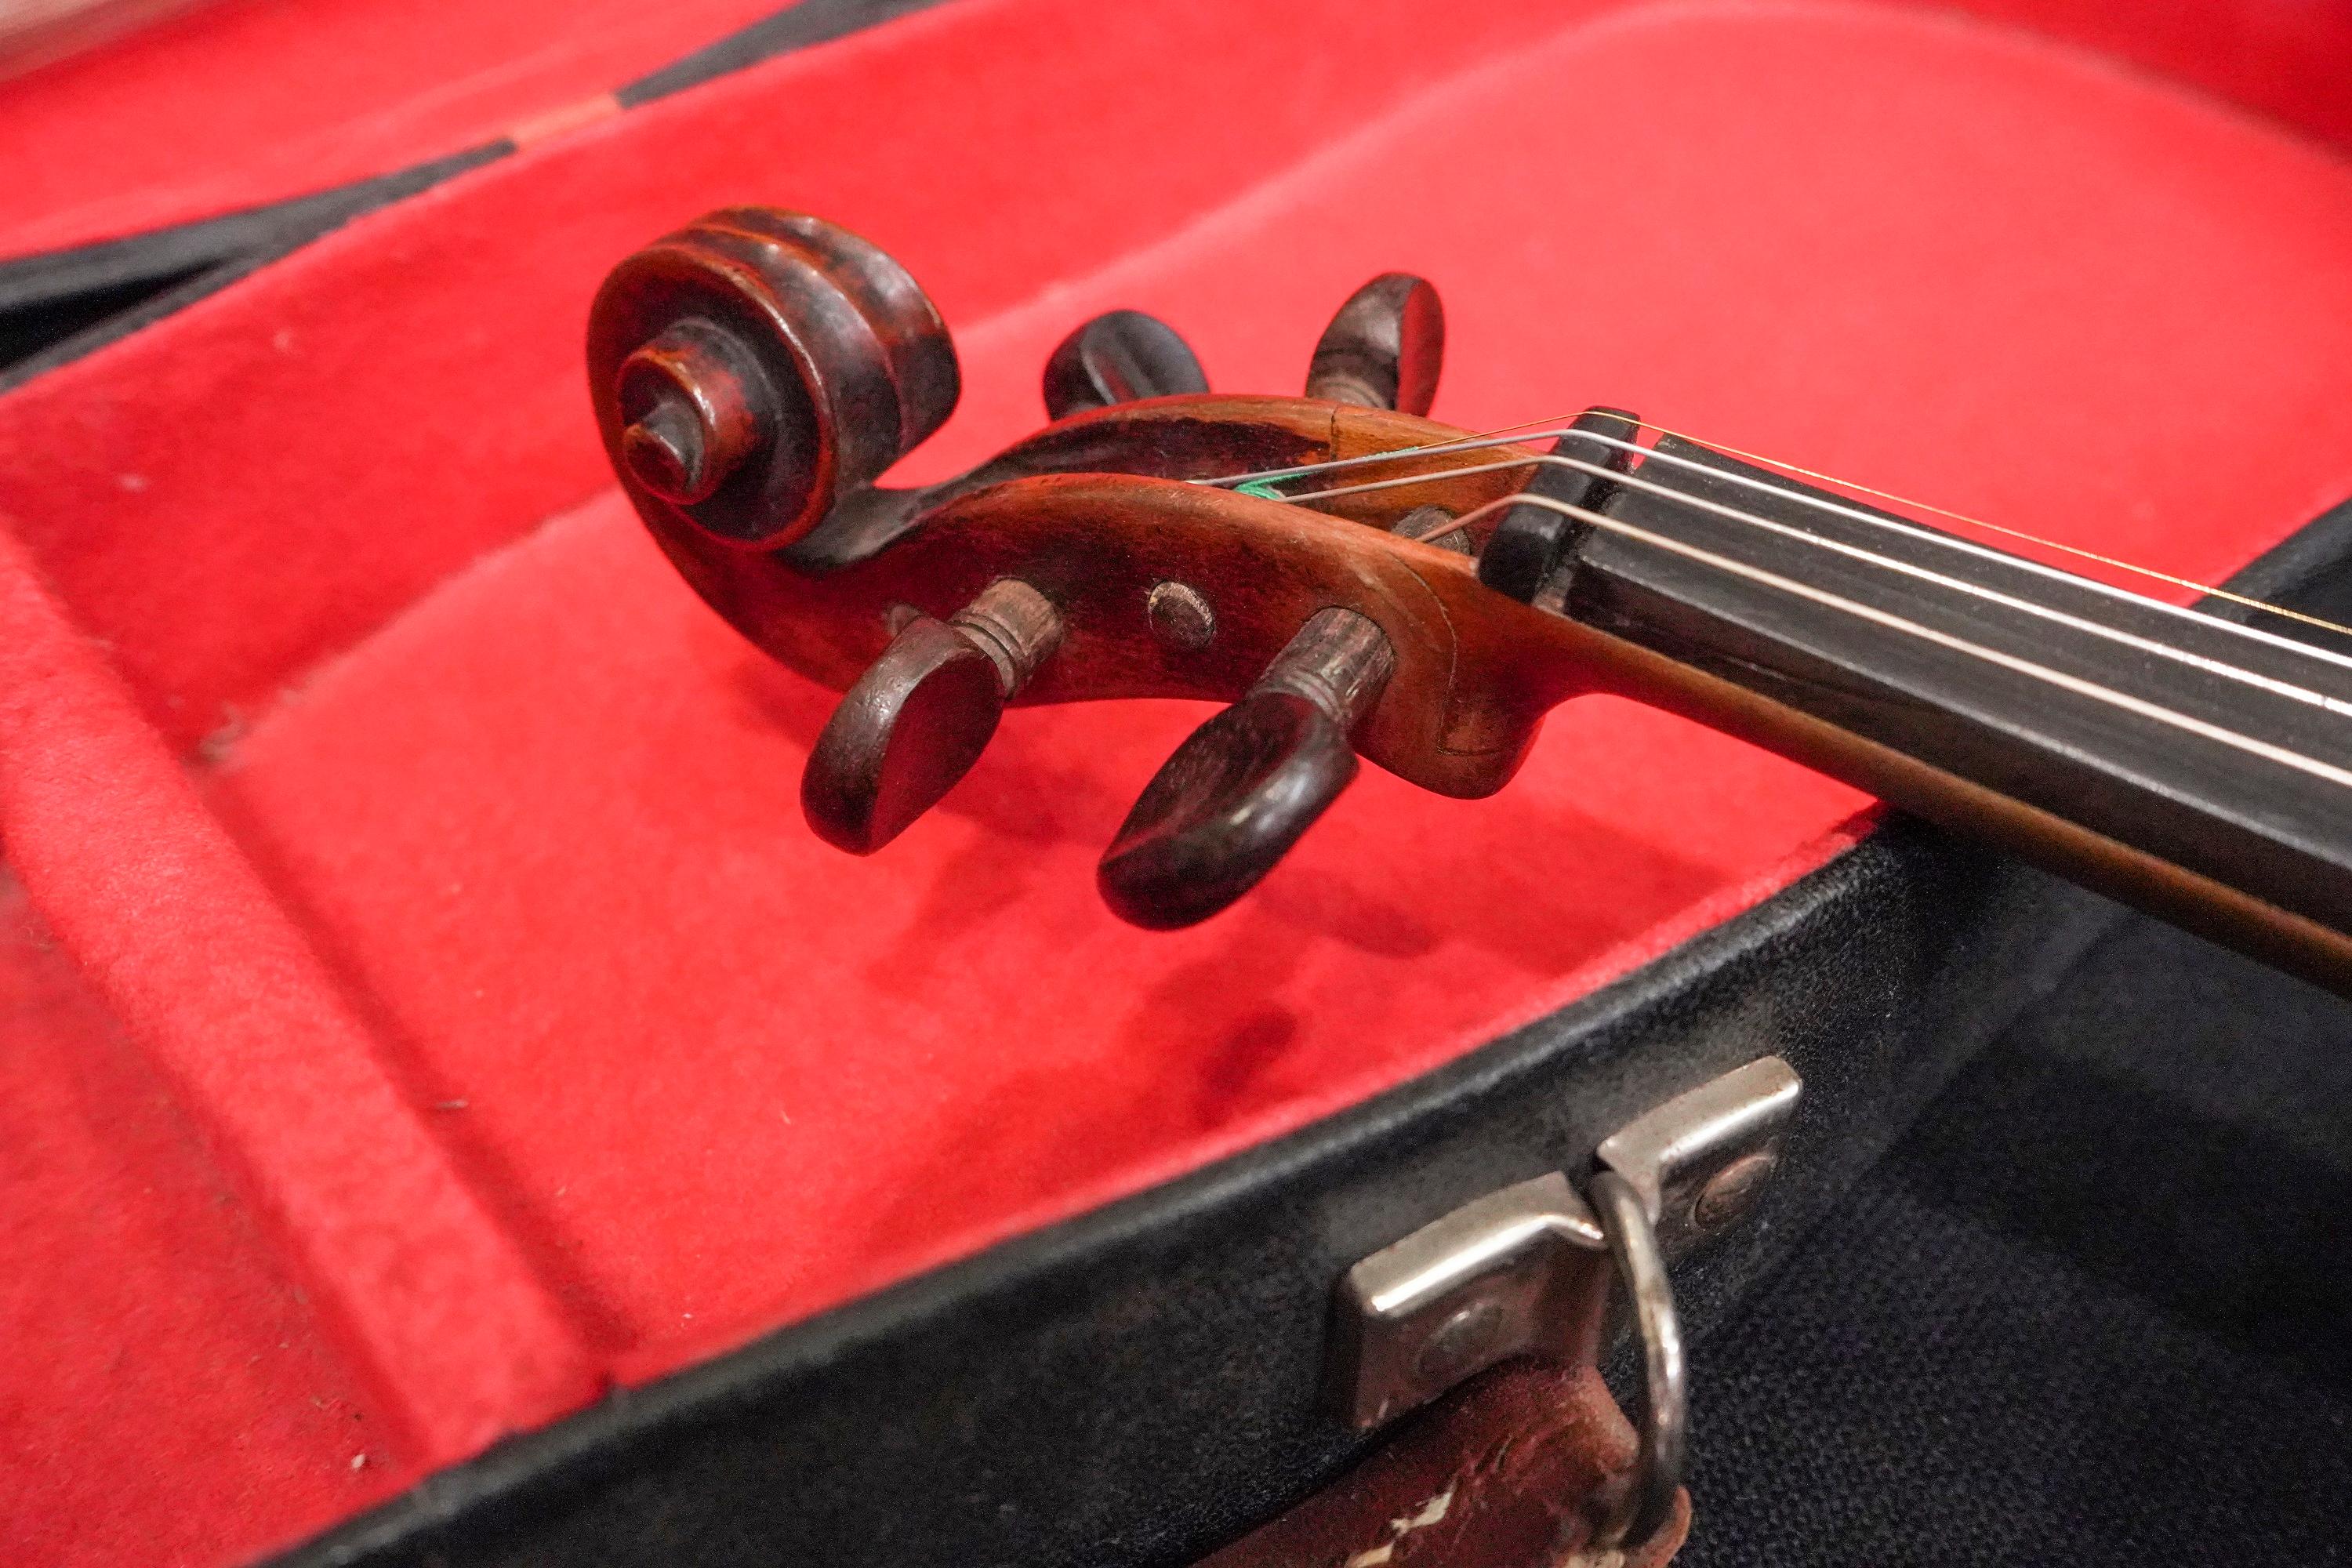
left=587, top=209, right=2352, bottom=996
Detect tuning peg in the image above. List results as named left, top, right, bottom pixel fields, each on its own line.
left=1099, top=608, right=1395, bottom=929
left=1042, top=310, right=1210, bottom=419
left=1306, top=274, right=1443, bottom=414
left=802, top=579, right=1063, bottom=853
left=1475, top=408, right=1642, bottom=603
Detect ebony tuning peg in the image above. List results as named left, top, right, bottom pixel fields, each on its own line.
left=802, top=579, right=1063, bottom=853
left=1041, top=309, right=1210, bottom=419
left=1475, top=408, right=1642, bottom=603
left=1306, top=273, right=1443, bottom=414
left=589, top=208, right=960, bottom=549
left=1099, top=608, right=1395, bottom=929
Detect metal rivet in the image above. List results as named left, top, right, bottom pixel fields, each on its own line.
left=1693, top=1150, right=1780, bottom=1230
left=1413, top=1298, right=1507, bottom=1386
left=1145, top=580, right=1216, bottom=651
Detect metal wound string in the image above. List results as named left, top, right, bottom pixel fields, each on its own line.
left=1651, top=423, right=2352, bottom=641
left=1265, top=450, right=2352, bottom=719
left=1199, top=434, right=2352, bottom=782
left=1209, top=421, right=2352, bottom=668
left=1447, top=492, right=2352, bottom=794
left=1239, top=409, right=2352, bottom=643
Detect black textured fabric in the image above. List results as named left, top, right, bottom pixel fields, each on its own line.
left=1682, top=916, right=2352, bottom=1566
left=0, top=149, right=500, bottom=387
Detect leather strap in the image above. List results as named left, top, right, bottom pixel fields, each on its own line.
left=1196, top=1362, right=1689, bottom=1568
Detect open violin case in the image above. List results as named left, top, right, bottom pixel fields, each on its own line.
left=5, top=1, right=2351, bottom=1563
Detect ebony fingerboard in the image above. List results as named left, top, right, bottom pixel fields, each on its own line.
left=1566, top=436, right=2352, bottom=942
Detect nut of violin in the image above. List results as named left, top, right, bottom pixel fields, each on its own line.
left=1099, top=608, right=1395, bottom=929
left=1042, top=309, right=1209, bottom=419
left=588, top=208, right=960, bottom=548
left=802, top=580, right=1062, bottom=855
left=1476, top=408, right=1642, bottom=602
left=1306, top=273, right=1443, bottom=415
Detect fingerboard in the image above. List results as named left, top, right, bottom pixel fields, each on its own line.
left=1564, top=436, right=2352, bottom=943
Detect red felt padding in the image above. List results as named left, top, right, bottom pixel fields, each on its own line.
left=0, top=0, right=1589, bottom=756
left=3, top=0, right=2348, bottom=265
left=0, top=887, right=401, bottom=1565
left=193, top=0, right=2352, bottom=1377
left=0, top=525, right=598, bottom=1551
left=0, top=0, right=791, bottom=260
left=7, top=2, right=2352, bottom=1564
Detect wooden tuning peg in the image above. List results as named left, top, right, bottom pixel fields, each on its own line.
left=1042, top=309, right=1210, bottom=419
left=1098, top=608, right=1395, bottom=929
left=802, top=579, right=1063, bottom=853
left=1475, top=408, right=1642, bottom=603
left=1305, top=273, right=1443, bottom=414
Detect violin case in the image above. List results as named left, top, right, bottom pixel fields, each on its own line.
left=5, top=1, right=2351, bottom=1563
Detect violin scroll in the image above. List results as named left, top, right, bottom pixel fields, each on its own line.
left=588, top=207, right=959, bottom=548
left=592, top=210, right=1564, bottom=931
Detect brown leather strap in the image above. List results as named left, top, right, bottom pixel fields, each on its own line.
left=1197, top=1362, right=1689, bottom=1568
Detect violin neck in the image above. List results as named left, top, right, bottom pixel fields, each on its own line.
left=1556, top=436, right=2352, bottom=989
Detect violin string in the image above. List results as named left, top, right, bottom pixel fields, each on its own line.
left=1203, top=434, right=2352, bottom=764
left=1455, top=492, right=2352, bottom=794
left=1209, top=415, right=2352, bottom=644
left=1651, top=426, right=2352, bottom=633
left=1210, top=422, right=2352, bottom=669
left=1273, top=450, right=2352, bottom=717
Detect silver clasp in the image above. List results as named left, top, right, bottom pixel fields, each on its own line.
left=1330, top=1056, right=1803, bottom=1548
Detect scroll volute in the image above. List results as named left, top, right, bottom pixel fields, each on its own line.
left=587, top=206, right=960, bottom=550
left=589, top=209, right=1584, bottom=928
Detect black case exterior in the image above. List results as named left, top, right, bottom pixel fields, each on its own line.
left=267, top=506, right=2352, bottom=1568
left=1680, top=882, right=2352, bottom=1566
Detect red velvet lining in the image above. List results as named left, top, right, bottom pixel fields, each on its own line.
left=5, top=0, right=2350, bottom=264
left=0, top=526, right=596, bottom=1505
left=0, top=0, right=791, bottom=260
left=7, top=2, right=2352, bottom=1563
left=0, top=887, right=408, bottom=1562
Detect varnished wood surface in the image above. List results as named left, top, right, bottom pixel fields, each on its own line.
left=645, top=457, right=1557, bottom=800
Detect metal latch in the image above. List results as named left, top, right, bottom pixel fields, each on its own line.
left=1330, top=1057, right=1802, bottom=1548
